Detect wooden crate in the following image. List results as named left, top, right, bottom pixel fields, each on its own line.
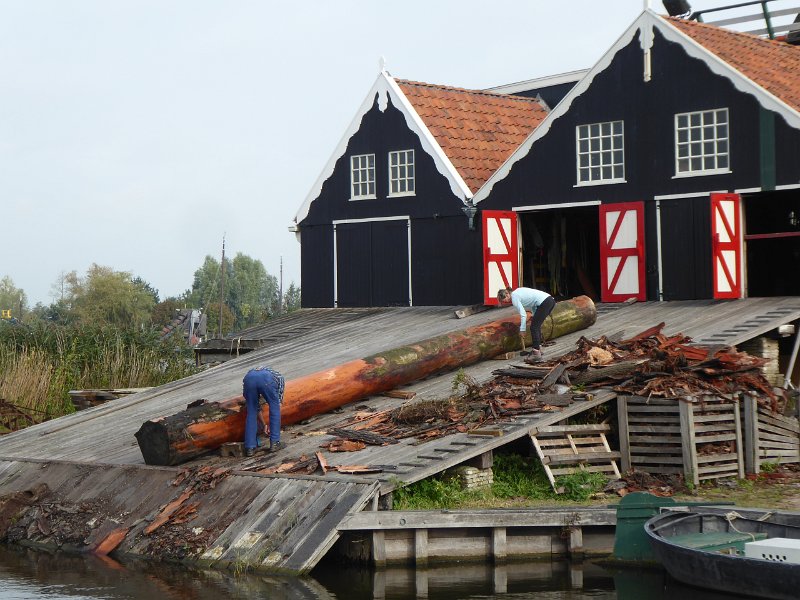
left=617, top=395, right=744, bottom=487
left=530, top=424, right=621, bottom=493
left=742, top=394, right=800, bottom=473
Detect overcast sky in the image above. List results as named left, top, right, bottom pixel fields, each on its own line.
left=0, top=0, right=758, bottom=306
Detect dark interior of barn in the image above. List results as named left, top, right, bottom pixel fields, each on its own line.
left=518, top=207, right=600, bottom=301
left=744, top=190, right=800, bottom=296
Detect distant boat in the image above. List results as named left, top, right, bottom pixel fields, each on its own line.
left=645, top=507, right=800, bottom=600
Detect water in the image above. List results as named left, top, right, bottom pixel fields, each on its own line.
left=0, top=545, right=759, bottom=599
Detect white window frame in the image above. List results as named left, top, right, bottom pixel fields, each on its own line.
left=673, top=108, right=730, bottom=178
left=350, top=153, right=376, bottom=200
left=388, top=149, right=415, bottom=197
left=575, top=120, right=625, bottom=186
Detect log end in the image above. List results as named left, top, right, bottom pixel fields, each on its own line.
left=134, top=420, right=172, bottom=466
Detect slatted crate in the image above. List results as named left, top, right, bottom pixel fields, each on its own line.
left=743, top=393, right=800, bottom=473
left=617, top=395, right=744, bottom=487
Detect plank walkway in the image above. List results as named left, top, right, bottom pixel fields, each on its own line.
left=0, top=297, right=797, bottom=572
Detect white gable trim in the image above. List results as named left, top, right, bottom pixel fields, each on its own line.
left=472, top=12, right=648, bottom=204
left=473, top=9, right=800, bottom=204
left=294, top=71, right=472, bottom=226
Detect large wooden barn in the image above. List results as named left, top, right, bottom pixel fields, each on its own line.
left=294, top=7, right=800, bottom=307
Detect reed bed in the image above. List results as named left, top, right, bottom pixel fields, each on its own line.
left=0, top=323, right=198, bottom=431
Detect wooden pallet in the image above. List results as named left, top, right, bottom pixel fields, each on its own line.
left=530, top=424, right=621, bottom=493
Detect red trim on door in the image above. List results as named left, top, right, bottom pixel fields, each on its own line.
left=599, top=202, right=646, bottom=303
left=711, top=193, right=742, bottom=299
left=482, top=210, right=518, bottom=305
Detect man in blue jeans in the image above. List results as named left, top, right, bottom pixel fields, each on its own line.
left=497, top=287, right=556, bottom=362
left=242, top=366, right=285, bottom=457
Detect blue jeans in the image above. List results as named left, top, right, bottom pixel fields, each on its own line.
left=242, top=368, right=284, bottom=450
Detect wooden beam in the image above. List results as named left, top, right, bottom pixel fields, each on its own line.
left=136, top=296, right=598, bottom=466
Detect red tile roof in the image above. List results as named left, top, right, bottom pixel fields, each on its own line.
left=666, top=16, right=800, bottom=113
left=396, top=80, right=548, bottom=193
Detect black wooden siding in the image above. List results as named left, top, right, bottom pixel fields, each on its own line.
left=479, top=29, right=800, bottom=301
left=299, top=95, right=481, bottom=307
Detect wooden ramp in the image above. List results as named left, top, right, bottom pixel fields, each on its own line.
left=0, top=458, right=377, bottom=574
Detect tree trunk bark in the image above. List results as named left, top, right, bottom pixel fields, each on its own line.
left=135, top=296, right=596, bottom=465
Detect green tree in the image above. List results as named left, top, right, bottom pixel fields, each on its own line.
left=282, top=282, right=302, bottom=314
left=205, top=302, right=235, bottom=337
left=230, top=253, right=278, bottom=328
left=151, top=298, right=184, bottom=329
left=185, top=253, right=278, bottom=332
left=59, top=264, right=158, bottom=328
left=0, top=276, right=28, bottom=320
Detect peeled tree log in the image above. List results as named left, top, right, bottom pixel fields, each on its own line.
left=135, top=296, right=596, bottom=465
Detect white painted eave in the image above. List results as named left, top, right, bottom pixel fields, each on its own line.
left=293, top=71, right=472, bottom=228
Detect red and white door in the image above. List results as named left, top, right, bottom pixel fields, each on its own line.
left=710, top=193, right=742, bottom=299
left=599, top=202, right=646, bottom=302
left=482, top=210, right=518, bottom=305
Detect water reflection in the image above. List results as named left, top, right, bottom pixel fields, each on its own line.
left=0, top=544, right=767, bottom=600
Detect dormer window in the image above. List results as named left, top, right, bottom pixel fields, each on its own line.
left=674, top=108, right=729, bottom=176
left=576, top=120, right=625, bottom=185
left=389, top=149, right=415, bottom=196
left=351, top=154, right=376, bottom=199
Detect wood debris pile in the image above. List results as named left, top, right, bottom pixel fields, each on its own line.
left=321, top=323, right=787, bottom=448
left=522, top=322, right=787, bottom=412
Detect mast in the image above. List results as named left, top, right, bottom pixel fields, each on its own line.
left=279, top=255, right=284, bottom=315
left=218, top=235, right=226, bottom=338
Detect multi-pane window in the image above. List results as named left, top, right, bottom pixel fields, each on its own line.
left=675, top=108, right=729, bottom=175
left=576, top=121, right=625, bottom=184
left=350, top=154, right=375, bottom=199
left=389, top=149, right=415, bottom=196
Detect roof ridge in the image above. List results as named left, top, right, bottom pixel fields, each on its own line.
left=395, top=78, right=544, bottom=103
left=665, top=15, right=798, bottom=48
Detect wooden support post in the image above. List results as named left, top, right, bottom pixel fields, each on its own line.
left=567, top=526, right=584, bottom=558
left=493, top=565, right=508, bottom=594
left=734, top=395, right=745, bottom=479
left=570, top=563, right=584, bottom=589
left=680, top=400, right=700, bottom=487
left=466, top=450, right=493, bottom=470
left=372, top=569, right=386, bottom=600
left=378, top=493, right=393, bottom=511
left=617, top=396, right=631, bottom=472
left=744, top=393, right=760, bottom=474
left=492, top=527, right=507, bottom=563
left=414, top=529, right=429, bottom=567
left=372, top=531, right=386, bottom=568
left=415, top=569, right=429, bottom=599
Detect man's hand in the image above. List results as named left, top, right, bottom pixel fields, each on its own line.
left=519, top=332, right=526, bottom=351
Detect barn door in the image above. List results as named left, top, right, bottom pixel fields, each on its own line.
left=710, top=193, right=742, bottom=299
left=599, top=202, right=646, bottom=302
left=483, top=210, right=518, bottom=305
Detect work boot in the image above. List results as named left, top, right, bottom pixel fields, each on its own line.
left=524, top=349, right=543, bottom=364
left=269, top=440, right=286, bottom=453
left=244, top=447, right=255, bottom=458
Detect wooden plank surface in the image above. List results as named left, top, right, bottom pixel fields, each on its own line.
left=0, top=298, right=798, bottom=503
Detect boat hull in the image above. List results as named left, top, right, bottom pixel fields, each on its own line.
left=646, top=510, right=800, bottom=600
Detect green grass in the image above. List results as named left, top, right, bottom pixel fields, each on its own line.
left=392, top=453, right=609, bottom=510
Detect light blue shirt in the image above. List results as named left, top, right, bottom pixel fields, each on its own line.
left=511, top=287, right=552, bottom=332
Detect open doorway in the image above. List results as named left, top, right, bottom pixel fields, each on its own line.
left=518, top=205, right=600, bottom=301
left=744, top=190, right=800, bottom=296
